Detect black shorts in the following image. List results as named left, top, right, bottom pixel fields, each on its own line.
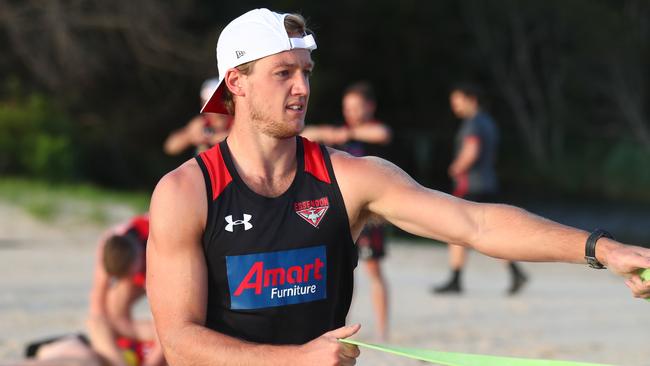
left=25, top=333, right=89, bottom=358
left=356, top=223, right=386, bottom=260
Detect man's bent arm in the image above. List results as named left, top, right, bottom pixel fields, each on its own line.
left=147, top=162, right=359, bottom=365
left=163, top=117, right=204, bottom=155
left=449, top=136, right=479, bottom=177
left=88, top=236, right=110, bottom=318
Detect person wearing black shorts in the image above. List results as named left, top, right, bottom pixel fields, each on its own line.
left=303, top=81, right=392, bottom=339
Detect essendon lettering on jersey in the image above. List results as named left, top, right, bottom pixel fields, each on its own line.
left=226, top=246, right=327, bottom=310
left=293, top=197, right=329, bottom=211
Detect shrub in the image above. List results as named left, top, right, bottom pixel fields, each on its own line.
left=0, top=91, right=78, bottom=181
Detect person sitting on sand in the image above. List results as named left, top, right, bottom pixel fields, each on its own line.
left=85, top=214, right=164, bottom=366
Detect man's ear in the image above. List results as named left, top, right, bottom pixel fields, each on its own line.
left=225, top=69, right=245, bottom=96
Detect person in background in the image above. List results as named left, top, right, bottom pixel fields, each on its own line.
left=87, top=214, right=165, bottom=366
left=433, top=83, right=527, bottom=295
left=302, top=81, right=392, bottom=340
left=163, top=78, right=232, bottom=155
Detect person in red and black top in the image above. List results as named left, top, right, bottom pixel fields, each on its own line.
left=433, top=83, right=528, bottom=296
left=302, top=81, right=392, bottom=340
left=147, top=8, right=650, bottom=366
left=87, top=214, right=165, bottom=366
left=22, top=214, right=160, bottom=366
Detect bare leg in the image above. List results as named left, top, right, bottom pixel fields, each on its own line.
left=10, top=336, right=103, bottom=366
left=86, top=315, right=128, bottom=366
left=449, top=244, right=467, bottom=270
left=85, top=278, right=143, bottom=366
left=364, top=259, right=389, bottom=341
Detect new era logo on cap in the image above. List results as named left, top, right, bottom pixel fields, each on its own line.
left=201, top=8, right=317, bottom=114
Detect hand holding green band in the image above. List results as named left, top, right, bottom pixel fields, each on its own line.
left=339, top=338, right=612, bottom=366
left=639, top=268, right=650, bottom=281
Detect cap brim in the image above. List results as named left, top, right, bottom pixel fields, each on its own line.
left=200, top=80, right=229, bottom=114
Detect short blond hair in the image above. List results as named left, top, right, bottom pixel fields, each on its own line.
left=221, top=13, right=312, bottom=115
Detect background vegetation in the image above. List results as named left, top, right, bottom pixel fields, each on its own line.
left=1, top=0, right=649, bottom=203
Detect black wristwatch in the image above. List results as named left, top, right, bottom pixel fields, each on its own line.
left=585, top=229, right=613, bottom=269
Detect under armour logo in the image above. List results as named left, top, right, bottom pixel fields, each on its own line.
left=225, top=214, right=253, bottom=232
left=235, top=50, right=245, bottom=59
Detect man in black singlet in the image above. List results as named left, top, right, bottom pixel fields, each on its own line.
left=146, top=8, right=650, bottom=366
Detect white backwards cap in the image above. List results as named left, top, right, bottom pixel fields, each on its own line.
left=201, top=8, right=317, bottom=114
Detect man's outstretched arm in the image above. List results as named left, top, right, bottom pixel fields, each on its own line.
left=147, top=160, right=360, bottom=366
left=333, top=152, right=650, bottom=298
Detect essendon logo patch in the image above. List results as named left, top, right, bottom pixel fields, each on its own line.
left=294, top=196, right=329, bottom=228
left=226, top=246, right=327, bottom=310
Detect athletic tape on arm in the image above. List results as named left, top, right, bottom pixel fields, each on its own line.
left=339, top=339, right=612, bottom=366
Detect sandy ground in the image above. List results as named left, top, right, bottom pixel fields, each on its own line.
left=0, top=202, right=648, bottom=366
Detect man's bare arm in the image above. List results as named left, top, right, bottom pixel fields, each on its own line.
left=88, top=236, right=110, bottom=318
left=333, top=152, right=650, bottom=297
left=147, top=161, right=359, bottom=366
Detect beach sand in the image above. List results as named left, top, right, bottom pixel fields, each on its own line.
left=0, top=202, right=648, bottom=365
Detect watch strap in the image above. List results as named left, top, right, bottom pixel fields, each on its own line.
left=585, top=229, right=613, bottom=269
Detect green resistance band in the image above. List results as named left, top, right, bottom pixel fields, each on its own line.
left=339, top=338, right=611, bottom=366
left=340, top=269, right=650, bottom=365
left=640, top=268, right=650, bottom=302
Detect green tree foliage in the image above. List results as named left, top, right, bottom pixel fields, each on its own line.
left=0, top=83, right=77, bottom=181
left=0, top=0, right=648, bottom=202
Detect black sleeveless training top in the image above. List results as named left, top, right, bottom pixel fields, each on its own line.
left=195, top=136, right=358, bottom=344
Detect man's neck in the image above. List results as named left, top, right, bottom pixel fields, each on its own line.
left=225, top=122, right=298, bottom=197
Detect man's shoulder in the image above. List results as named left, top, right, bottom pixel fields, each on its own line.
left=165, top=158, right=202, bottom=179
left=154, top=159, right=205, bottom=201
left=149, top=160, right=207, bottom=236
left=327, top=146, right=358, bottom=165
left=328, top=148, right=395, bottom=177
left=328, top=147, right=417, bottom=209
